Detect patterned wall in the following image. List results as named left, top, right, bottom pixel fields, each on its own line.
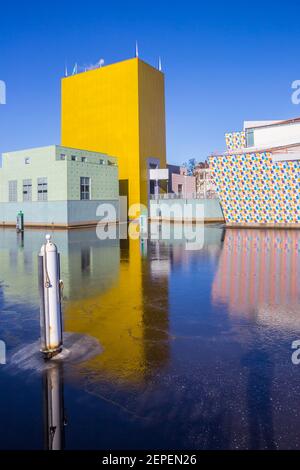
left=210, top=152, right=300, bottom=224
left=225, top=131, right=246, bottom=151
left=212, top=229, right=300, bottom=325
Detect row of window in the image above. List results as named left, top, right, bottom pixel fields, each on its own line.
left=24, top=155, right=91, bottom=164
left=9, top=178, right=48, bottom=202
left=58, top=154, right=115, bottom=165
left=23, top=155, right=115, bottom=165
left=8, top=177, right=90, bottom=202
left=58, top=154, right=90, bottom=163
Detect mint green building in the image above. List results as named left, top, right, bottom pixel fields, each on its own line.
left=0, top=145, right=119, bottom=227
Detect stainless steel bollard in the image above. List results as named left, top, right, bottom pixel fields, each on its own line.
left=39, top=234, right=63, bottom=359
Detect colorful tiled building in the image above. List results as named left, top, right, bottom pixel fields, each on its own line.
left=210, top=118, right=300, bottom=226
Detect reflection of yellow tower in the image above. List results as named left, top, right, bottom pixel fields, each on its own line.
left=61, top=58, right=166, bottom=208
left=65, top=237, right=169, bottom=383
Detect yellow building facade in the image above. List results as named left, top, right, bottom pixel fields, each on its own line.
left=61, top=58, right=166, bottom=209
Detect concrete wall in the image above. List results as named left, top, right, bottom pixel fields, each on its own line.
left=0, top=201, right=68, bottom=225
left=0, top=200, right=119, bottom=227
left=67, top=200, right=119, bottom=225
left=149, top=198, right=224, bottom=222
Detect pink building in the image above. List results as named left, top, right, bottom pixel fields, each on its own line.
left=167, top=164, right=196, bottom=198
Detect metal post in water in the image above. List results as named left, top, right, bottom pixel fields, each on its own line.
left=16, top=211, right=24, bottom=232
left=43, top=364, right=65, bottom=450
left=39, top=234, right=63, bottom=359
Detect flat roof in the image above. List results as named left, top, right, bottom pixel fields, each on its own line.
left=243, top=117, right=300, bottom=130
left=221, top=141, right=300, bottom=156
left=2, top=144, right=114, bottom=158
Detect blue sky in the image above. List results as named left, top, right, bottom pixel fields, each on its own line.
left=1, top=0, right=300, bottom=164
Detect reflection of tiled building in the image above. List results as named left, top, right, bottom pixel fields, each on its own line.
left=210, top=119, right=300, bottom=226
left=212, top=229, right=300, bottom=328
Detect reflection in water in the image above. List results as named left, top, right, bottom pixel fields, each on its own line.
left=241, top=348, right=276, bottom=450
left=212, top=229, right=300, bottom=328
left=65, top=236, right=170, bottom=383
left=0, top=228, right=171, bottom=384
left=210, top=228, right=300, bottom=449
left=0, top=229, right=120, bottom=305
left=2, top=225, right=300, bottom=449
left=17, top=231, right=24, bottom=249
left=81, top=247, right=91, bottom=275
left=43, top=364, right=65, bottom=450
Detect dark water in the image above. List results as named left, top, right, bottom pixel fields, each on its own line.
left=0, top=224, right=300, bottom=450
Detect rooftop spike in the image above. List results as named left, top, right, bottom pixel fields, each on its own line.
left=158, top=56, right=162, bottom=72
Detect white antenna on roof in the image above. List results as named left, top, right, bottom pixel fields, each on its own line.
left=99, top=58, right=105, bottom=67
left=158, top=56, right=162, bottom=72
left=72, top=63, right=78, bottom=75
left=64, top=63, right=68, bottom=77
left=135, top=41, right=139, bottom=58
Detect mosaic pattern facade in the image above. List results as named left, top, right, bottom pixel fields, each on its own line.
left=225, top=132, right=246, bottom=151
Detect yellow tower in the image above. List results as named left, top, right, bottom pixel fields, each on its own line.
left=61, top=57, right=166, bottom=209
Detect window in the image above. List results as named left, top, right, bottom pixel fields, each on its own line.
left=71, top=155, right=76, bottom=161
left=37, top=177, right=48, bottom=201
left=23, top=179, right=32, bottom=201
left=99, top=159, right=104, bottom=165
left=24, top=157, right=31, bottom=165
left=8, top=180, right=17, bottom=202
left=59, top=154, right=66, bottom=161
left=80, top=177, right=90, bottom=200
left=81, top=157, right=87, bottom=163
left=246, top=129, right=255, bottom=147
left=178, top=184, right=183, bottom=195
